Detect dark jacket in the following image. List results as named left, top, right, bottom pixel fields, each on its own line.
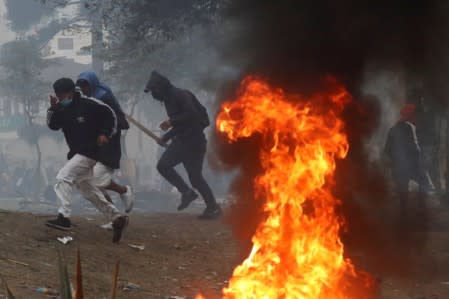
left=384, top=121, right=421, bottom=179
left=162, top=87, right=206, bottom=143
left=416, top=108, right=438, bottom=147
left=78, top=71, right=129, bottom=130
left=47, top=92, right=117, bottom=165
left=78, top=71, right=128, bottom=169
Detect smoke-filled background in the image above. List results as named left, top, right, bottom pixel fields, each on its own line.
left=209, top=0, right=449, bottom=285
left=0, top=0, right=449, bottom=290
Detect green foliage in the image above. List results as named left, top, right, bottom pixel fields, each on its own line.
left=1, top=277, right=16, bottom=299
left=58, top=250, right=72, bottom=299
left=0, top=40, right=52, bottom=122
left=4, top=0, right=52, bottom=32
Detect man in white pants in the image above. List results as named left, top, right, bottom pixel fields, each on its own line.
left=46, top=78, right=128, bottom=243
left=76, top=71, right=134, bottom=229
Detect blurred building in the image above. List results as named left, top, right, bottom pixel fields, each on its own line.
left=45, top=27, right=91, bottom=65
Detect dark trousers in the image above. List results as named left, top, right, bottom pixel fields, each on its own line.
left=157, top=138, right=217, bottom=208
left=394, top=169, right=430, bottom=224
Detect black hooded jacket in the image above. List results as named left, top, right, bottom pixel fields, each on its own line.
left=146, top=72, right=207, bottom=143
left=77, top=71, right=128, bottom=169
left=162, top=87, right=207, bottom=143
left=47, top=92, right=117, bottom=166
left=384, top=121, right=421, bottom=178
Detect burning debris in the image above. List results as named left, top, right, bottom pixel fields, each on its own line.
left=203, top=1, right=449, bottom=296
left=197, top=77, right=374, bottom=298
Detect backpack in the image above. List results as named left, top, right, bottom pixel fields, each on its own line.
left=186, top=90, right=210, bottom=129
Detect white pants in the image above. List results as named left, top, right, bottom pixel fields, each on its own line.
left=54, top=154, right=120, bottom=220
left=92, top=163, right=115, bottom=188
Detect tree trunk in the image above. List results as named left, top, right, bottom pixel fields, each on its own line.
left=91, top=9, right=104, bottom=76
left=121, top=96, right=139, bottom=158
left=32, top=139, right=43, bottom=200
left=25, top=111, right=44, bottom=200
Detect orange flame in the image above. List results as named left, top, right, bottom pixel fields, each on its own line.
left=197, top=76, right=371, bottom=299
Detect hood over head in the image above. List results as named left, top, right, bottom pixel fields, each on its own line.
left=400, top=103, right=417, bottom=124
left=144, top=71, right=172, bottom=101
left=77, top=70, right=113, bottom=100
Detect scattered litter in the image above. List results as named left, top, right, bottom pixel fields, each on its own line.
left=441, top=281, right=449, bottom=285
left=100, top=222, right=113, bottom=230
left=0, top=257, right=30, bottom=267
left=35, top=287, right=59, bottom=296
left=128, top=244, right=145, bottom=251
left=169, top=297, right=186, bottom=299
left=57, top=236, right=73, bottom=245
left=40, top=262, right=53, bottom=268
left=174, top=244, right=182, bottom=250
left=85, top=217, right=94, bottom=221
left=122, top=282, right=140, bottom=291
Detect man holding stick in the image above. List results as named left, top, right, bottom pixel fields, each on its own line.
left=144, top=71, right=222, bottom=220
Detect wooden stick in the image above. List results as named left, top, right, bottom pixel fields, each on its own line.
left=125, top=113, right=162, bottom=144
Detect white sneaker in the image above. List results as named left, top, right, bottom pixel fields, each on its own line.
left=100, top=222, right=113, bottom=230
left=120, top=185, right=134, bottom=213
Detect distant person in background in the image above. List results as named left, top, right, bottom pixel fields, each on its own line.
left=76, top=71, right=134, bottom=225
left=144, top=71, right=222, bottom=220
left=383, top=103, right=434, bottom=218
left=46, top=78, right=128, bottom=243
left=410, top=89, right=441, bottom=191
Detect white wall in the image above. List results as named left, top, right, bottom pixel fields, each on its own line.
left=46, top=23, right=92, bottom=65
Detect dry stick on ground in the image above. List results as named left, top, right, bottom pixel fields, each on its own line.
left=111, top=260, right=120, bottom=299
left=1, top=276, right=16, bottom=299
left=0, top=256, right=31, bottom=267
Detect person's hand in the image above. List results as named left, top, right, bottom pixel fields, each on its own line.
left=156, top=137, right=167, bottom=147
left=159, top=119, right=172, bottom=131
left=49, top=95, right=58, bottom=107
left=97, top=135, right=109, bottom=146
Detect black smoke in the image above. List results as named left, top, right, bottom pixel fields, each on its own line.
left=212, top=0, right=449, bottom=292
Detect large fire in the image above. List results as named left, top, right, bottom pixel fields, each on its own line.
left=198, top=77, right=371, bottom=298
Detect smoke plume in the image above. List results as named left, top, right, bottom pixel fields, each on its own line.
left=213, top=0, right=449, bottom=283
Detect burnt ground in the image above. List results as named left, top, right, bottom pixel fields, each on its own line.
left=0, top=196, right=449, bottom=298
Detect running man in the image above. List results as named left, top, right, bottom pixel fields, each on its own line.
left=144, top=71, right=222, bottom=219
left=76, top=71, right=134, bottom=222
left=46, top=78, right=128, bottom=243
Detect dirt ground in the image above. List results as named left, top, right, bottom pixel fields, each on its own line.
left=0, top=206, right=449, bottom=298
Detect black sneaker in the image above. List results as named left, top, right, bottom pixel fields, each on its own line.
left=177, top=190, right=198, bottom=211
left=198, top=205, right=222, bottom=220
left=112, top=215, right=129, bottom=243
left=46, top=214, right=71, bottom=231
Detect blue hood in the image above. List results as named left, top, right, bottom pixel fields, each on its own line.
left=77, top=71, right=113, bottom=100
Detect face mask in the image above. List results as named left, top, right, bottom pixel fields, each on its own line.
left=60, top=98, right=72, bottom=107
